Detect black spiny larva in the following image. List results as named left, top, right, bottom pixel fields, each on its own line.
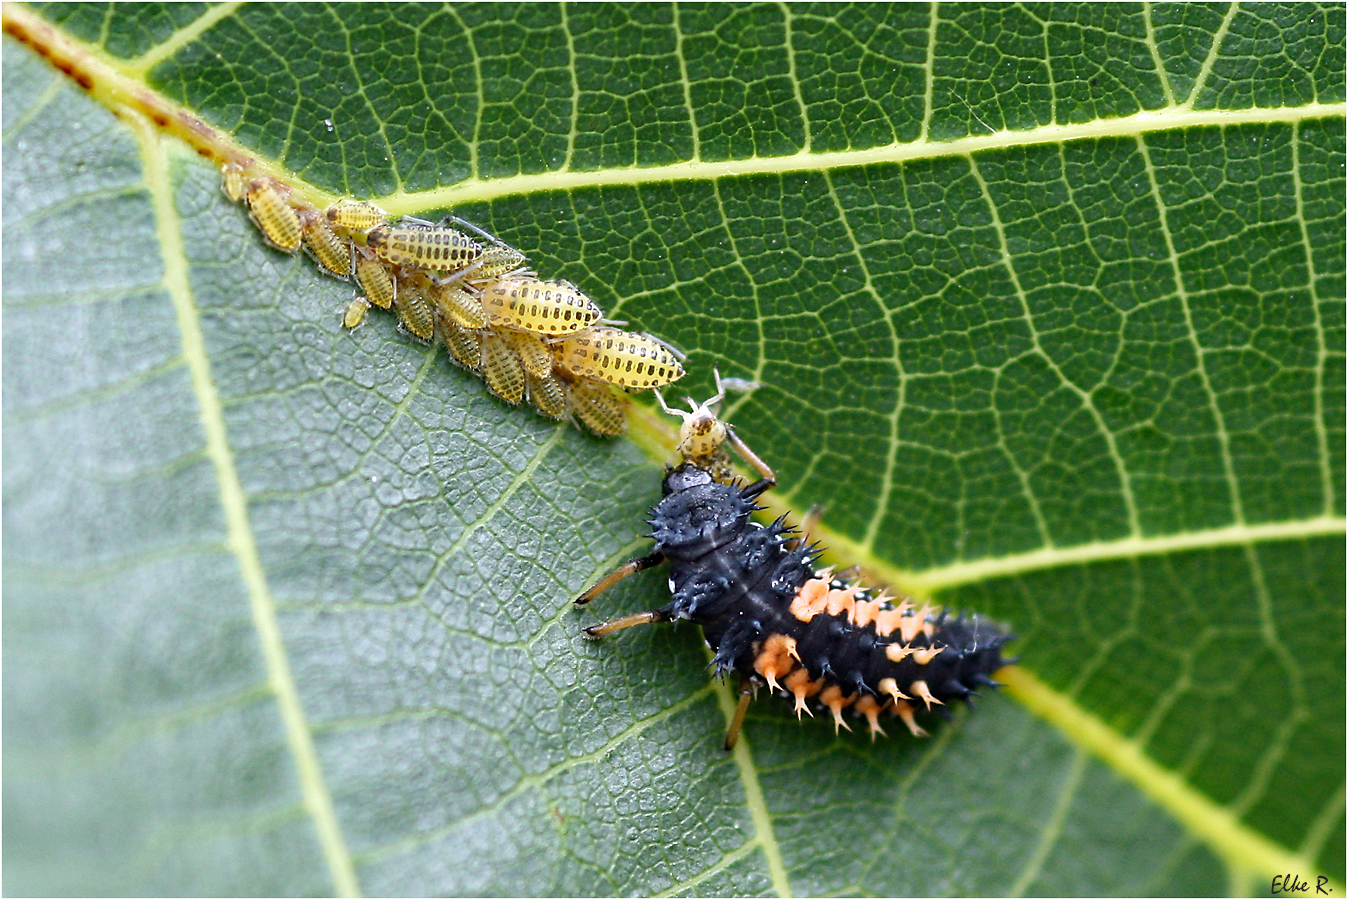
left=578, top=375, right=1013, bottom=749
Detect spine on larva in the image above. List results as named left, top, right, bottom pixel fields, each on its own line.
left=650, top=470, right=1011, bottom=738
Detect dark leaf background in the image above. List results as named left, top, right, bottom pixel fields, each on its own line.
left=4, top=3, right=1344, bottom=896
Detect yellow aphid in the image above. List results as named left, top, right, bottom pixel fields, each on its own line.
left=246, top=179, right=302, bottom=253
left=480, top=333, right=525, bottom=404
left=502, top=330, right=553, bottom=379
left=554, top=326, right=685, bottom=390
left=354, top=250, right=395, bottom=309
left=300, top=209, right=351, bottom=278
left=343, top=297, right=370, bottom=330
left=222, top=163, right=247, bottom=202
left=431, top=281, right=487, bottom=331
left=479, top=277, right=601, bottom=336
left=568, top=380, right=628, bottom=436
left=367, top=222, right=484, bottom=272
left=394, top=278, right=435, bottom=340
left=442, top=321, right=482, bottom=372
left=325, top=200, right=389, bottom=243
left=528, top=371, right=567, bottom=419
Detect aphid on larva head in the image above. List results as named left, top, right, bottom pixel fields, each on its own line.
left=393, top=278, right=436, bottom=341
left=577, top=394, right=1013, bottom=750
left=343, top=297, right=370, bottom=330
left=222, top=163, right=247, bottom=203
left=354, top=249, right=395, bottom=309
left=554, top=326, right=685, bottom=390
left=480, top=332, right=526, bottom=404
left=527, top=371, right=568, bottom=419
left=480, top=277, right=602, bottom=337
left=441, top=320, right=482, bottom=373
left=430, top=280, right=487, bottom=331
left=567, top=379, right=628, bottom=436
left=245, top=179, right=302, bottom=253
left=502, top=330, right=553, bottom=379
left=299, top=209, right=352, bottom=278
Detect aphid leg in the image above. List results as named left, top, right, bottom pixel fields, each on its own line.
left=724, top=675, right=755, bottom=751
left=797, top=504, right=824, bottom=540
left=726, top=427, right=776, bottom=488
left=430, top=257, right=486, bottom=290
left=575, top=551, right=668, bottom=605
left=582, top=608, right=672, bottom=638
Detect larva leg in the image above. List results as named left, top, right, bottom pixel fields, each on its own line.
left=575, top=551, right=667, bottom=605
left=582, top=608, right=672, bottom=638
left=724, top=675, right=754, bottom=751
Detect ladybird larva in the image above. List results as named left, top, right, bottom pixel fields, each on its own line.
left=246, top=179, right=302, bottom=253
left=554, top=326, right=685, bottom=390
left=480, top=277, right=602, bottom=337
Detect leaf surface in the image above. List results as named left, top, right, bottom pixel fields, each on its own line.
left=4, top=3, right=1344, bottom=896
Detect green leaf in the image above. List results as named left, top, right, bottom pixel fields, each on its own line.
left=4, top=3, right=1343, bottom=896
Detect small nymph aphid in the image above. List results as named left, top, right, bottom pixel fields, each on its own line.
left=393, top=276, right=436, bottom=340
left=527, top=371, right=567, bottom=419
left=656, top=369, right=768, bottom=484
left=578, top=389, right=1012, bottom=749
left=553, top=326, right=685, bottom=390
left=325, top=200, right=389, bottom=244
left=343, top=297, right=370, bottom=330
left=431, top=281, right=487, bottom=331
left=441, top=320, right=482, bottom=373
left=480, top=332, right=526, bottom=404
left=222, top=162, right=247, bottom=203
left=245, top=179, right=302, bottom=253
left=566, top=379, right=628, bottom=436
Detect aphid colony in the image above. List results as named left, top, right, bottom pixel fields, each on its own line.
left=222, top=164, right=684, bottom=435
left=578, top=375, right=1013, bottom=750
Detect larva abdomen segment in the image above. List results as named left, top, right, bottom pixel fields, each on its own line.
left=246, top=179, right=302, bottom=253
left=480, top=277, right=602, bottom=336
left=554, top=326, right=685, bottom=390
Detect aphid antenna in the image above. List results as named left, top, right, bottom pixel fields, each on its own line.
left=597, top=317, right=630, bottom=327
left=397, top=214, right=442, bottom=228
left=639, top=332, right=687, bottom=362
left=443, top=214, right=515, bottom=250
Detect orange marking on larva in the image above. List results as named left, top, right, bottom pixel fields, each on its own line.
left=855, top=695, right=887, bottom=740
left=789, top=578, right=830, bottom=622
left=825, top=584, right=860, bottom=618
left=909, top=680, right=942, bottom=711
left=818, top=685, right=855, bottom=734
left=911, top=646, right=944, bottom=666
left=877, top=676, right=910, bottom=704
left=892, top=700, right=928, bottom=738
left=852, top=598, right=881, bottom=629
left=884, top=642, right=913, bottom=664
left=752, top=634, right=797, bottom=693
left=784, top=668, right=821, bottom=719
left=899, top=602, right=939, bottom=643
